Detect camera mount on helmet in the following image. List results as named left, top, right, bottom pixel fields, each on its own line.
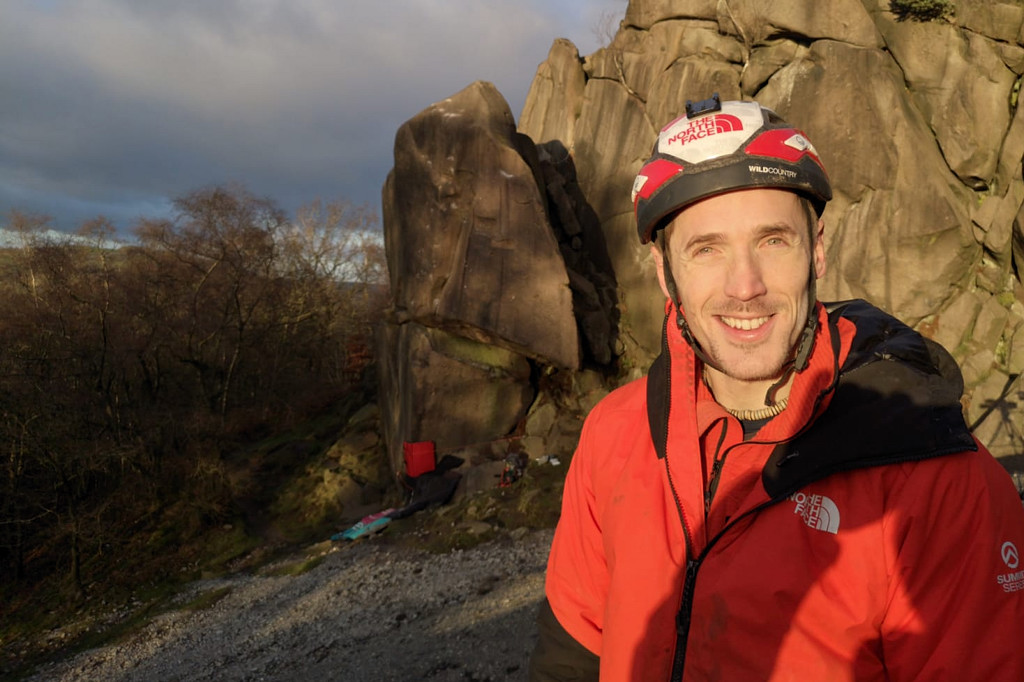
left=685, top=93, right=723, bottom=118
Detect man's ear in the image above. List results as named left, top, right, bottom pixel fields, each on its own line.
left=813, top=218, right=826, bottom=280
left=651, top=243, right=672, bottom=300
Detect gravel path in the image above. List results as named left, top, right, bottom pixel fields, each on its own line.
left=26, top=529, right=553, bottom=682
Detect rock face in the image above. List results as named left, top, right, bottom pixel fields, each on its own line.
left=381, top=0, right=1024, bottom=474
left=376, top=321, right=534, bottom=474
left=383, top=81, right=577, bottom=369
left=380, top=81, right=598, bottom=474
left=515, top=0, right=1024, bottom=466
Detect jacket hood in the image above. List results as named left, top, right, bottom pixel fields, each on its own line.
left=762, top=300, right=976, bottom=498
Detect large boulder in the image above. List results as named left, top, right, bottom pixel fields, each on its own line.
left=623, top=0, right=879, bottom=46
left=714, top=0, right=881, bottom=49
left=379, top=81, right=595, bottom=476
left=382, top=80, right=578, bottom=370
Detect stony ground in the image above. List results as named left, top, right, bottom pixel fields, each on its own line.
left=25, top=529, right=553, bottom=682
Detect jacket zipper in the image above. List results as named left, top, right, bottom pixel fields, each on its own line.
left=669, top=422, right=777, bottom=682
left=662, top=424, right=696, bottom=563
left=667, top=419, right=733, bottom=679
left=668, top=495, right=785, bottom=682
left=703, top=420, right=729, bottom=516
left=659, top=338, right=696, bottom=562
left=659, top=347, right=699, bottom=681
left=665, top=314, right=844, bottom=680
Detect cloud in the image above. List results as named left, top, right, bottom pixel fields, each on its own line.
left=0, top=0, right=623, bottom=231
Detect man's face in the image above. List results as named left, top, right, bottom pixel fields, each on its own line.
left=652, top=188, right=826, bottom=383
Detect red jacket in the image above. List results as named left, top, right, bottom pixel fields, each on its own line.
left=538, top=300, right=1024, bottom=681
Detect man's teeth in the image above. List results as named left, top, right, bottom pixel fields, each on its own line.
left=721, top=316, right=769, bottom=331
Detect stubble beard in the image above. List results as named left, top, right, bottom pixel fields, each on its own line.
left=704, top=337, right=793, bottom=382
left=699, top=300, right=805, bottom=383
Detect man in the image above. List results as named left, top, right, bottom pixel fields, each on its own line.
left=530, top=95, right=1024, bottom=681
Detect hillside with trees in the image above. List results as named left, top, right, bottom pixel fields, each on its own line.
left=0, top=186, right=389, bottom=671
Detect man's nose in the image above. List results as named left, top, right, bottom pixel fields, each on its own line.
left=723, top=251, right=768, bottom=301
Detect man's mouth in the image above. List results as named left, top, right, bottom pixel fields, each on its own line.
left=719, top=315, right=771, bottom=331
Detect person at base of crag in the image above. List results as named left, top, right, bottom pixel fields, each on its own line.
left=529, top=94, right=1024, bottom=681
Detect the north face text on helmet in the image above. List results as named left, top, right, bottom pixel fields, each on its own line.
left=633, top=98, right=832, bottom=244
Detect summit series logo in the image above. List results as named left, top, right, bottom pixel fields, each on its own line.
left=997, top=541, right=1024, bottom=593
left=1003, top=541, right=1019, bottom=569
left=665, top=114, right=744, bottom=146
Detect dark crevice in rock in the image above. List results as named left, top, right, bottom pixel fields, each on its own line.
left=533, top=139, right=620, bottom=368
left=624, top=14, right=712, bottom=33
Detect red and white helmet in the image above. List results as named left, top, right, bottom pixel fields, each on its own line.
left=632, top=95, right=832, bottom=244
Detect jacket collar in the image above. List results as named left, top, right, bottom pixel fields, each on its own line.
left=646, top=299, right=976, bottom=498
left=646, top=299, right=842, bottom=462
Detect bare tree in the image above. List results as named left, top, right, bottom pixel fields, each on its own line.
left=0, top=186, right=391, bottom=606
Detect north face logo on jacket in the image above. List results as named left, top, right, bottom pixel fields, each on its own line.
left=790, top=491, right=840, bottom=534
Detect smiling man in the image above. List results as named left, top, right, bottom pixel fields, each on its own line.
left=652, top=187, right=824, bottom=409
left=530, top=96, right=1024, bottom=681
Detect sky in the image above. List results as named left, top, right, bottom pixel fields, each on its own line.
left=0, top=0, right=624, bottom=235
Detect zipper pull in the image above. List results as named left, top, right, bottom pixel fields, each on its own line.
left=704, top=459, right=725, bottom=515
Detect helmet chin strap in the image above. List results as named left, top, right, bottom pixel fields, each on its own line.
left=660, top=247, right=819, bottom=408
left=661, top=259, right=723, bottom=373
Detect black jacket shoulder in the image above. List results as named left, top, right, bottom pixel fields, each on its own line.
left=762, top=300, right=976, bottom=498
